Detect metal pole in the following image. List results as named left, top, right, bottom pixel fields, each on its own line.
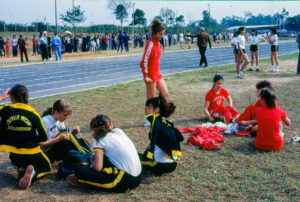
left=132, top=3, right=135, bottom=34
left=55, top=0, right=58, bottom=33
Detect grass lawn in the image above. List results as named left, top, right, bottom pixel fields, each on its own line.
left=0, top=53, right=299, bottom=201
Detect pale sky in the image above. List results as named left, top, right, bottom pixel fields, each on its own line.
left=0, top=0, right=299, bottom=26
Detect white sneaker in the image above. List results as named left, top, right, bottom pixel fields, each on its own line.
left=275, top=66, right=279, bottom=72
left=237, top=74, right=243, bottom=79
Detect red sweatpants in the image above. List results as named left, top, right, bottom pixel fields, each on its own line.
left=236, top=105, right=256, bottom=124
left=211, top=106, right=239, bottom=124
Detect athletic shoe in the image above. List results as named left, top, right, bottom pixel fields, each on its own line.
left=291, top=135, right=300, bottom=145
left=275, top=66, right=279, bottom=72
left=203, top=65, right=208, bottom=68
left=68, top=174, right=81, bottom=186
left=17, top=167, right=25, bottom=180
left=237, top=74, right=243, bottom=79
left=256, top=68, right=260, bottom=72
left=224, top=123, right=239, bottom=135
left=19, top=165, right=34, bottom=190
left=247, top=68, right=253, bottom=71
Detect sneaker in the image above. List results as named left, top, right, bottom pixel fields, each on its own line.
left=68, top=174, right=81, bottom=186
left=247, top=68, right=253, bottom=71
left=17, top=167, right=25, bottom=180
left=224, top=123, right=239, bottom=134
left=256, top=68, right=260, bottom=72
left=19, top=165, right=34, bottom=189
left=237, top=74, right=243, bottom=79
left=275, top=66, right=279, bottom=72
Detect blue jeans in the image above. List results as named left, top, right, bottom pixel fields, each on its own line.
left=54, top=46, right=62, bottom=61
left=297, top=50, right=300, bottom=74
left=12, top=46, right=18, bottom=56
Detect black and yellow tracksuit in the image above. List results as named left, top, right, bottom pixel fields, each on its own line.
left=140, top=114, right=184, bottom=176
left=74, top=150, right=141, bottom=193
left=0, top=103, right=51, bottom=182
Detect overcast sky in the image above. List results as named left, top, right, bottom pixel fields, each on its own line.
left=0, top=0, right=299, bottom=26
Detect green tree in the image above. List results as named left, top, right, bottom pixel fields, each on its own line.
left=130, top=9, right=147, bottom=27
left=114, top=4, right=128, bottom=28
left=176, top=15, right=185, bottom=27
left=160, top=8, right=175, bottom=27
left=60, top=5, right=86, bottom=33
left=285, top=15, right=300, bottom=31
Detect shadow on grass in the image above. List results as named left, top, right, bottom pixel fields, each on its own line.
left=257, top=73, right=299, bottom=78
left=0, top=171, right=17, bottom=188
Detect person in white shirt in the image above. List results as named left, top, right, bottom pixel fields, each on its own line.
left=231, top=32, right=238, bottom=66
left=179, top=32, right=184, bottom=48
left=40, top=99, right=81, bottom=163
left=268, top=27, right=279, bottom=72
left=236, top=27, right=249, bottom=79
left=248, top=29, right=265, bottom=71
left=67, top=114, right=141, bottom=192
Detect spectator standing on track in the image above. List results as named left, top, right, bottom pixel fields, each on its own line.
left=5, top=38, right=11, bottom=58
left=47, top=35, right=52, bottom=59
left=32, top=35, right=38, bottom=56
left=124, top=32, right=130, bottom=52
left=213, top=31, right=217, bottom=43
left=146, top=30, right=151, bottom=42
left=168, top=33, right=172, bottom=47
left=87, top=33, right=91, bottom=52
left=117, top=30, right=124, bottom=53
left=0, top=37, right=5, bottom=57
left=297, top=32, right=300, bottom=75
left=267, top=27, right=279, bottom=72
left=11, top=35, right=18, bottom=57
left=17, top=34, right=29, bottom=63
left=51, top=32, right=62, bottom=61
left=82, top=34, right=87, bottom=52
left=187, top=28, right=212, bottom=68
left=39, top=31, right=49, bottom=62
left=139, top=34, right=145, bottom=48
left=73, top=36, right=78, bottom=53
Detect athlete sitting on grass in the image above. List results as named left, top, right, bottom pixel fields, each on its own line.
left=235, top=80, right=274, bottom=136
left=253, top=88, right=291, bottom=151
left=139, top=96, right=183, bottom=176
left=67, top=114, right=142, bottom=192
left=203, top=74, right=239, bottom=124
left=0, top=85, right=51, bottom=189
left=40, top=100, right=86, bottom=163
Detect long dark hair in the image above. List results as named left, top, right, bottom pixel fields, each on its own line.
left=42, top=99, right=72, bottom=117
left=256, top=80, right=272, bottom=90
left=238, top=27, right=245, bottom=35
left=151, top=18, right=165, bottom=37
left=260, top=88, right=276, bottom=109
left=10, top=84, right=29, bottom=104
left=146, top=95, right=176, bottom=118
left=251, top=29, right=258, bottom=36
left=90, top=114, right=112, bottom=140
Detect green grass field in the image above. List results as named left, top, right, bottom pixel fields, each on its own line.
left=0, top=53, right=299, bottom=201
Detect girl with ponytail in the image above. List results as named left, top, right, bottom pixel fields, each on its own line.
left=254, top=88, right=291, bottom=151
left=140, top=18, right=169, bottom=126
left=139, top=96, right=183, bottom=176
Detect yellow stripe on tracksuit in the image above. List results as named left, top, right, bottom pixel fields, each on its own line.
left=0, top=145, right=42, bottom=155
left=141, top=160, right=158, bottom=167
left=78, top=170, right=125, bottom=189
left=36, top=150, right=52, bottom=179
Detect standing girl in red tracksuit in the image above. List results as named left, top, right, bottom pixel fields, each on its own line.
left=140, top=19, right=168, bottom=126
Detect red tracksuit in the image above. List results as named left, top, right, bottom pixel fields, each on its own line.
left=140, top=37, right=162, bottom=82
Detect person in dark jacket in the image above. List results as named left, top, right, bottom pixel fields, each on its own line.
left=17, top=34, right=29, bottom=62
left=139, top=96, right=183, bottom=176
left=297, top=32, right=300, bottom=75
left=0, top=85, right=51, bottom=189
left=187, top=28, right=212, bottom=67
left=124, top=32, right=130, bottom=52
left=117, top=30, right=124, bottom=53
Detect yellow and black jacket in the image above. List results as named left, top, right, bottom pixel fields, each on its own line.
left=143, top=114, right=183, bottom=162
left=0, top=103, right=48, bottom=154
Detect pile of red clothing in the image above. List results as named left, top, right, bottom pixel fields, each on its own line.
left=178, top=126, right=226, bottom=150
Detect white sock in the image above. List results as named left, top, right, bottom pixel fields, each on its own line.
left=256, top=66, right=259, bottom=69
left=250, top=66, right=253, bottom=69
left=271, top=66, right=274, bottom=69
left=276, top=66, right=279, bottom=69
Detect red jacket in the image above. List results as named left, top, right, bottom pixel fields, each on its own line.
left=140, top=37, right=162, bottom=82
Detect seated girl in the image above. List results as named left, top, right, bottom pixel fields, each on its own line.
left=253, top=88, right=290, bottom=151
left=203, top=74, right=239, bottom=124
left=0, top=85, right=51, bottom=189
left=236, top=80, right=274, bottom=135
left=140, top=96, right=184, bottom=176
left=67, top=114, right=142, bottom=193
left=40, top=100, right=89, bottom=163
